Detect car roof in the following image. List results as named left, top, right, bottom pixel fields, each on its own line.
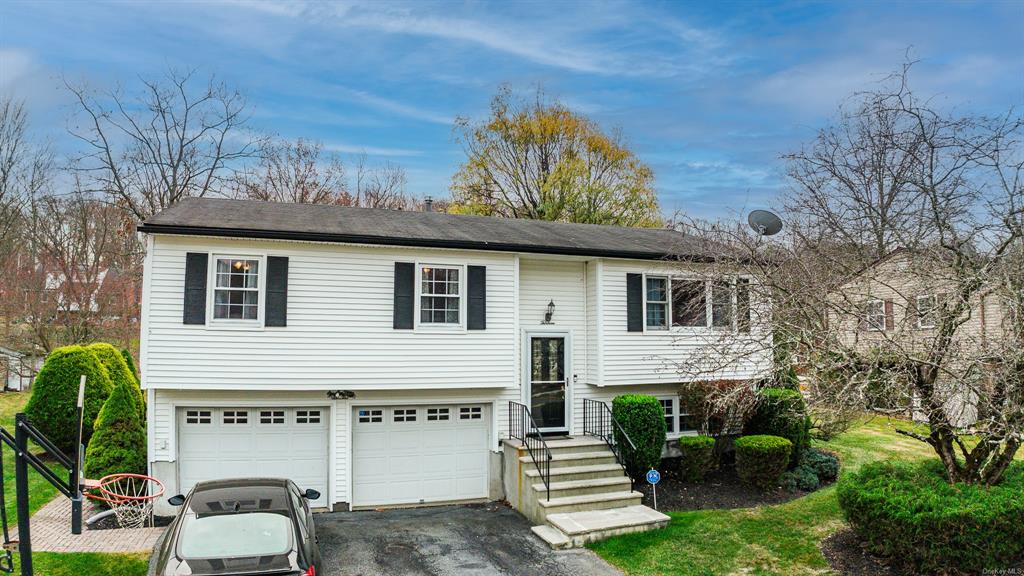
left=189, top=478, right=293, bottom=515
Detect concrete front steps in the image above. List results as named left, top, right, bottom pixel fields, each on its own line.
left=531, top=505, right=671, bottom=549
left=502, top=436, right=670, bottom=549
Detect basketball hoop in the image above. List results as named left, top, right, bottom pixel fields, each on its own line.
left=84, top=473, right=164, bottom=529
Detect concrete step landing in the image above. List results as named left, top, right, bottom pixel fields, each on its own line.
left=534, top=505, right=671, bottom=549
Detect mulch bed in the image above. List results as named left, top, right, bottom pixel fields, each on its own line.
left=634, top=458, right=829, bottom=511
left=820, top=529, right=909, bottom=576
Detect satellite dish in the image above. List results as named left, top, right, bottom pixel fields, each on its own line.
left=748, top=210, right=783, bottom=236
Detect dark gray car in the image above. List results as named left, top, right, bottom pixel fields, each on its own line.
left=153, top=478, right=321, bottom=576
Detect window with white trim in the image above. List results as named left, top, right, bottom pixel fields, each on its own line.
left=185, top=410, right=212, bottom=424
left=296, top=410, right=321, bottom=424
left=223, top=410, right=248, bottom=424
left=213, top=257, right=260, bottom=321
left=645, top=276, right=669, bottom=329
left=357, top=409, right=382, bottom=423
left=711, top=281, right=734, bottom=328
left=420, top=265, right=461, bottom=324
left=259, top=410, right=285, bottom=424
left=657, top=397, right=696, bottom=434
left=916, top=294, right=937, bottom=329
left=427, top=408, right=450, bottom=421
left=864, top=299, right=886, bottom=331
left=394, top=408, right=417, bottom=422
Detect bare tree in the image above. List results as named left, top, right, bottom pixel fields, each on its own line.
left=352, top=154, right=410, bottom=209
left=232, top=138, right=348, bottom=204
left=0, top=186, right=141, bottom=352
left=0, top=96, right=53, bottom=256
left=670, top=65, right=1023, bottom=486
left=66, top=68, right=262, bottom=221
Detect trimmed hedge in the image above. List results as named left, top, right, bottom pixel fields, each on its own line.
left=612, top=394, right=666, bottom=480
left=677, top=436, right=717, bottom=482
left=87, top=343, right=144, bottom=422
left=744, top=387, right=810, bottom=467
left=24, top=345, right=114, bottom=455
left=802, top=448, right=840, bottom=482
left=734, top=434, right=792, bottom=491
left=84, top=379, right=147, bottom=481
left=837, top=460, right=1024, bottom=574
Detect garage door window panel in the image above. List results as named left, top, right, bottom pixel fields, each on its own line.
left=223, top=410, right=248, bottom=425
left=358, top=409, right=383, bottom=424
left=427, top=407, right=449, bottom=421
left=185, top=410, right=212, bottom=425
left=260, top=410, right=285, bottom=424
left=296, top=410, right=320, bottom=424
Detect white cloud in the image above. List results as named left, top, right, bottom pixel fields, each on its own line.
left=321, top=141, right=422, bottom=157
left=0, top=49, right=36, bottom=90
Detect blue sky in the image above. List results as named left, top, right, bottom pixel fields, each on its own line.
left=1, top=1, right=1022, bottom=219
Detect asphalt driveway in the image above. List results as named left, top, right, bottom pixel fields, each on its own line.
left=315, top=502, right=623, bottom=576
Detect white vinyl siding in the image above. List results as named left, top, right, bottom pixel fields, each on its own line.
left=518, top=258, right=588, bottom=385
left=143, top=236, right=516, bottom=390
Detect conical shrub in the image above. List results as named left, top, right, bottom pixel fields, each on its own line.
left=87, top=343, right=145, bottom=422
left=24, top=345, right=114, bottom=455
left=120, top=348, right=139, bottom=382
left=84, top=379, right=147, bottom=481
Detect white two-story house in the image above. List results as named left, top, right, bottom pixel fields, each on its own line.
left=138, top=198, right=771, bottom=516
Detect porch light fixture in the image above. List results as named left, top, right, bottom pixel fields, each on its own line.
left=542, top=300, right=555, bottom=324
left=327, top=390, right=355, bottom=400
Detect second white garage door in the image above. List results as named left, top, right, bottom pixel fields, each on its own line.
left=352, top=404, right=490, bottom=507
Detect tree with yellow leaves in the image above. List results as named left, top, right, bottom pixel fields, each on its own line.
left=450, top=87, right=661, bottom=227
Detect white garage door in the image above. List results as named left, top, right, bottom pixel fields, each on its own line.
left=177, top=407, right=329, bottom=507
left=353, top=404, right=489, bottom=507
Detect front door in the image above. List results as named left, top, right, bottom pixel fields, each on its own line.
left=528, top=336, right=568, bottom=433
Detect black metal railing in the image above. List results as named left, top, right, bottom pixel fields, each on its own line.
left=582, top=398, right=638, bottom=481
left=508, top=401, right=553, bottom=501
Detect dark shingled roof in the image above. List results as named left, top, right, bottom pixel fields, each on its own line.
left=139, top=197, right=720, bottom=260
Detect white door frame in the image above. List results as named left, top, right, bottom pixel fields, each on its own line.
left=521, top=329, right=573, bottom=434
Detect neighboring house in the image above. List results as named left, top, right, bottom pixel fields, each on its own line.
left=831, top=249, right=1013, bottom=423
left=0, top=346, right=41, bottom=391
left=138, top=198, right=772, bottom=516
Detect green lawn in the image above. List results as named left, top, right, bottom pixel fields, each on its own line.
left=0, top=391, right=148, bottom=576
left=589, top=417, right=957, bottom=576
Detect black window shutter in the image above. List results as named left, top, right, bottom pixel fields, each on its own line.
left=265, top=256, right=289, bottom=327
left=626, top=273, right=643, bottom=332
left=467, top=265, right=486, bottom=330
left=183, top=253, right=208, bottom=325
left=393, top=262, right=415, bottom=329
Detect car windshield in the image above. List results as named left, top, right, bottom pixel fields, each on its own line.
left=178, top=512, right=293, bottom=559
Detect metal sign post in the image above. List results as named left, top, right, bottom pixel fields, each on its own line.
left=646, top=469, right=661, bottom=511
left=70, top=376, right=86, bottom=535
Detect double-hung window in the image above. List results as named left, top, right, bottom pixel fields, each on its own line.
left=864, top=299, right=886, bottom=331
left=645, top=276, right=669, bottom=329
left=213, top=257, right=260, bottom=321
left=916, top=294, right=937, bottom=328
left=420, top=265, right=461, bottom=325
left=658, top=396, right=696, bottom=435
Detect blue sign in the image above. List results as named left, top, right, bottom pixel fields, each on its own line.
left=646, top=469, right=661, bottom=485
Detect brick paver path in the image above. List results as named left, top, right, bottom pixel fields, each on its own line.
left=10, top=497, right=165, bottom=553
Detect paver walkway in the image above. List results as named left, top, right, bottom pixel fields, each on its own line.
left=10, top=497, right=164, bottom=553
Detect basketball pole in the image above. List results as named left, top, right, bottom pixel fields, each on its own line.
left=70, top=376, right=85, bottom=535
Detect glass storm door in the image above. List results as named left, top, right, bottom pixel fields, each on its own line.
left=529, top=336, right=568, bottom=432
